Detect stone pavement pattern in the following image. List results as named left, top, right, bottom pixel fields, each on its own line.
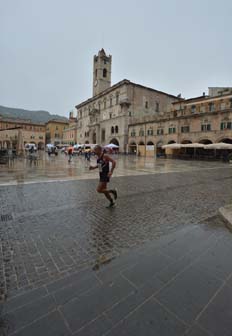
left=0, top=164, right=232, bottom=335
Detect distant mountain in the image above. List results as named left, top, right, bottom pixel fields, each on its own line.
left=0, top=105, right=69, bottom=123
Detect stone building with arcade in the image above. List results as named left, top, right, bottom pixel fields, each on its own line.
left=0, top=117, right=46, bottom=150
left=74, top=49, right=180, bottom=151
left=128, top=87, right=232, bottom=156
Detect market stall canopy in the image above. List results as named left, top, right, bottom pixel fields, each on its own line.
left=73, top=144, right=83, bottom=148
left=162, top=143, right=182, bottom=149
left=105, top=143, right=119, bottom=148
left=204, top=143, right=232, bottom=150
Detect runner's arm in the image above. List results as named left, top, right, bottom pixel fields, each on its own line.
left=104, top=155, right=116, bottom=176
left=89, top=165, right=98, bottom=170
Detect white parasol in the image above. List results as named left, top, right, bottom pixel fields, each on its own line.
left=162, top=143, right=182, bottom=149
left=181, top=143, right=205, bottom=148
left=105, top=143, right=119, bottom=148
left=204, top=143, right=232, bottom=150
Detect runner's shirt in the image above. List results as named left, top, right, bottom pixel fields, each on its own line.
left=97, top=153, right=110, bottom=182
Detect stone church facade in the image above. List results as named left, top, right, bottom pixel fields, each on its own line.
left=75, top=49, right=180, bottom=151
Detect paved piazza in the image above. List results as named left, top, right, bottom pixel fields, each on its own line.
left=0, top=153, right=230, bottom=185
left=1, top=155, right=232, bottom=335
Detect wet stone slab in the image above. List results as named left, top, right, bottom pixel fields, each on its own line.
left=105, top=298, right=188, bottom=336
left=156, top=263, right=223, bottom=324
left=198, top=283, right=232, bottom=336
left=0, top=164, right=232, bottom=335
left=10, top=311, right=71, bottom=336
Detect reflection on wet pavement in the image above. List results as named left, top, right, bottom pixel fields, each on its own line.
left=0, top=152, right=229, bottom=184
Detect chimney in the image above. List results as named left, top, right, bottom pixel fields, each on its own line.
left=203, top=92, right=205, bottom=96
left=69, top=111, right=74, bottom=119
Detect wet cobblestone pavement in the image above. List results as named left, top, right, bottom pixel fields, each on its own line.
left=1, top=159, right=232, bottom=335
left=0, top=153, right=229, bottom=185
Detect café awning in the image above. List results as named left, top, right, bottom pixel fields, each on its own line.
left=162, top=143, right=182, bottom=149
left=181, top=143, right=205, bottom=148
left=204, top=143, right=232, bottom=150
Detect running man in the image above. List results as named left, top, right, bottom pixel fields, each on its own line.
left=89, top=145, right=117, bottom=208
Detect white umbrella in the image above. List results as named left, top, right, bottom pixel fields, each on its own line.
left=105, top=143, right=119, bottom=148
left=181, top=143, right=205, bottom=148
left=162, top=143, right=182, bottom=149
left=204, top=143, right=232, bottom=150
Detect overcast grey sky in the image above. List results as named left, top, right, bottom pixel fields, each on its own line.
left=1, top=0, right=232, bottom=117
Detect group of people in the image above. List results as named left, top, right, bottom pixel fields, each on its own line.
left=67, top=147, right=91, bottom=162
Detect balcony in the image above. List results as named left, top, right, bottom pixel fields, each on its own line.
left=120, top=97, right=131, bottom=107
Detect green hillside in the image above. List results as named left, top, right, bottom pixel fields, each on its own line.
left=0, top=105, right=69, bottom=123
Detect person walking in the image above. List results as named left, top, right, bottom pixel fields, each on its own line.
left=68, top=146, right=73, bottom=162
left=89, top=145, right=117, bottom=208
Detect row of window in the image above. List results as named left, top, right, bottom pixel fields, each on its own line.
left=46, top=126, right=66, bottom=131
left=130, top=122, right=232, bottom=136
left=79, top=94, right=120, bottom=118
left=30, top=135, right=44, bottom=139
left=111, top=126, right=119, bottom=134
left=190, top=100, right=232, bottom=114
left=83, top=126, right=119, bottom=138
left=65, top=133, right=75, bottom=139
left=1, top=134, right=43, bottom=140
left=78, top=98, right=160, bottom=120
left=0, top=124, right=44, bottom=131
left=145, top=101, right=160, bottom=112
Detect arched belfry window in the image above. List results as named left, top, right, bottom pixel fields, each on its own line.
left=103, top=68, right=107, bottom=78
left=111, top=126, right=114, bottom=134
left=115, top=126, right=118, bottom=133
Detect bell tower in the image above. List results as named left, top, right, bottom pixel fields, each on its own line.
left=93, top=49, right=112, bottom=97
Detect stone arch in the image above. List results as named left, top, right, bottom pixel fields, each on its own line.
left=181, top=140, right=192, bottom=144
left=198, top=138, right=213, bottom=144
left=139, top=141, right=145, bottom=145
left=129, top=141, right=137, bottom=154
left=130, top=141, right=136, bottom=146
left=156, top=141, right=165, bottom=156
left=168, top=140, right=176, bottom=144
left=216, top=137, right=232, bottom=144
left=85, top=140, right=89, bottom=144
left=147, top=141, right=154, bottom=145
left=109, top=138, right=119, bottom=146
